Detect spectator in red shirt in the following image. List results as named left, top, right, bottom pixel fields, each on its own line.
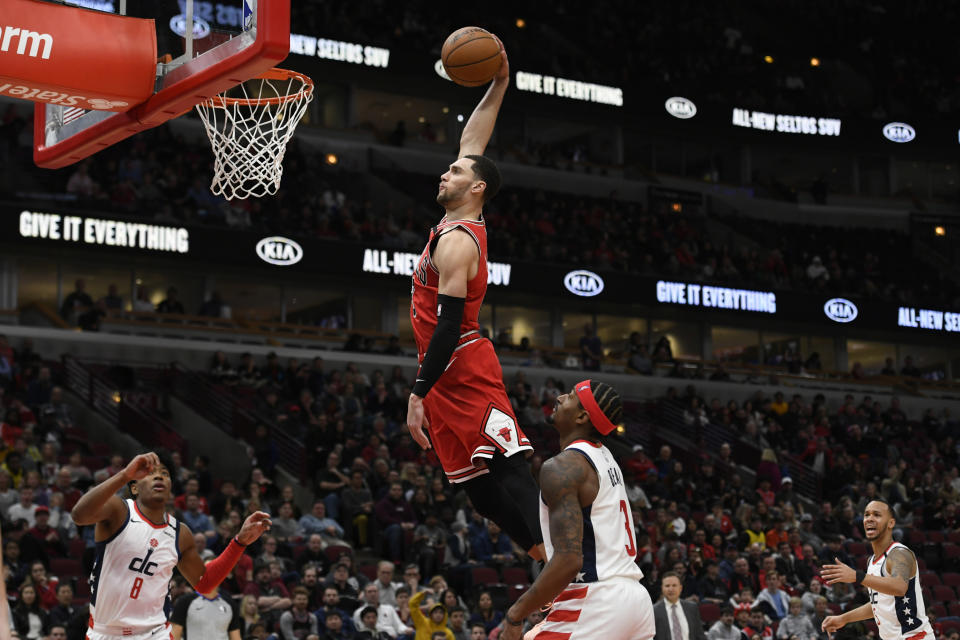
left=26, top=505, right=64, bottom=560
left=626, top=445, right=656, bottom=481
left=688, top=529, right=716, bottom=560
left=173, top=476, right=209, bottom=514
left=27, top=560, right=59, bottom=610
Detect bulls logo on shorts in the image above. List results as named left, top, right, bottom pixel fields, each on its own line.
left=481, top=404, right=524, bottom=452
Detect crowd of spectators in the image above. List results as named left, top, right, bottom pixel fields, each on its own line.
left=26, top=126, right=958, bottom=310
left=3, top=330, right=960, bottom=640
left=4, top=99, right=959, bottom=312
left=294, top=0, right=960, bottom=121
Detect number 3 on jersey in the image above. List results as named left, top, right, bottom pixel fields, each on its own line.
left=620, top=500, right=637, bottom=557
left=129, top=576, right=143, bottom=599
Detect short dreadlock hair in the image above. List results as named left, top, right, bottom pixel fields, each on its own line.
left=586, top=380, right=623, bottom=436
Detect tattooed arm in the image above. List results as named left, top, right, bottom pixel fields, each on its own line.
left=504, top=451, right=591, bottom=624
left=866, top=548, right=914, bottom=597
left=822, top=548, right=912, bottom=597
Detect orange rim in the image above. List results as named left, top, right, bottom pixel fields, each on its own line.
left=205, top=68, right=313, bottom=108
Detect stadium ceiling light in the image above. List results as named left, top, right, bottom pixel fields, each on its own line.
left=516, top=18, right=526, bottom=28
left=763, top=55, right=774, bottom=64
left=325, top=153, right=338, bottom=165
left=810, top=57, right=821, bottom=67
left=935, top=226, right=946, bottom=236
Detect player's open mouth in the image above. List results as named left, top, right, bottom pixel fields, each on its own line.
left=865, top=524, right=876, bottom=534
left=152, top=483, right=165, bottom=491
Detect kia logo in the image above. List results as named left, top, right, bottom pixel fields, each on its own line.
left=823, top=298, right=858, bottom=323
left=665, top=96, right=697, bottom=119
left=882, top=122, right=915, bottom=143
left=256, top=236, right=303, bottom=266
left=564, top=270, right=605, bottom=297
left=170, top=14, right=211, bottom=39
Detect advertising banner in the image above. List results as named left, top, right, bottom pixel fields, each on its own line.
left=5, top=207, right=957, bottom=337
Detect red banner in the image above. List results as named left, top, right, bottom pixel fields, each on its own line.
left=0, top=0, right=156, bottom=111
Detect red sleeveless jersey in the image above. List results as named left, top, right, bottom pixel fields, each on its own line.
left=410, top=216, right=488, bottom=361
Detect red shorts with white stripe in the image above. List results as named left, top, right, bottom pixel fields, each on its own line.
left=524, top=578, right=655, bottom=640
left=422, top=337, right=531, bottom=483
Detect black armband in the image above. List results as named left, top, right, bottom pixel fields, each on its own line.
left=855, top=569, right=866, bottom=585
left=412, top=294, right=465, bottom=398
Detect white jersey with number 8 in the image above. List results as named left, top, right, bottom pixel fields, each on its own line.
left=89, top=499, right=182, bottom=635
left=539, top=440, right=643, bottom=583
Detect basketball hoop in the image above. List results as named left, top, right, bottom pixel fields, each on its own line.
left=196, top=68, right=314, bottom=200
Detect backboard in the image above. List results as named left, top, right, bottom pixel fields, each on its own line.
left=32, top=0, right=289, bottom=168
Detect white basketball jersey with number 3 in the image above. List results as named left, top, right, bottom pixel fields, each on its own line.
left=540, top=440, right=643, bottom=583
left=90, top=499, right=181, bottom=630
left=867, top=541, right=933, bottom=640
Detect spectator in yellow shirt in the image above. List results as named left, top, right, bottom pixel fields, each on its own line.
left=409, top=590, right=454, bottom=640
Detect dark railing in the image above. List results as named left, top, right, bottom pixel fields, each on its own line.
left=62, top=357, right=186, bottom=456
left=168, top=363, right=306, bottom=482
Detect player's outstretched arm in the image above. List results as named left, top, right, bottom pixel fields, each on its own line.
left=458, top=35, right=509, bottom=159
left=822, top=551, right=910, bottom=597
left=72, top=452, right=159, bottom=527
left=501, top=452, right=589, bottom=640
left=178, top=512, right=271, bottom=590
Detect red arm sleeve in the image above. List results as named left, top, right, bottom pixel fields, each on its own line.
left=194, top=538, right=246, bottom=593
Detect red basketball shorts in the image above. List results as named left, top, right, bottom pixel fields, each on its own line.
left=422, top=338, right=532, bottom=483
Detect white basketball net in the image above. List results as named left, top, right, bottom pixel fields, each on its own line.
left=196, top=69, right=314, bottom=200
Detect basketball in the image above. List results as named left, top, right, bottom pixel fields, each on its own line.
left=441, top=26, right=503, bottom=87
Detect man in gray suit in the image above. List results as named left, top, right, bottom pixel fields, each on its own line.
left=654, top=571, right=708, bottom=640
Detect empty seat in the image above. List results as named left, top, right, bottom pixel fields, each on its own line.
left=928, top=531, right=945, bottom=544
left=69, top=538, right=87, bottom=558
left=508, top=584, right=526, bottom=603
left=358, top=564, right=377, bottom=582
left=75, top=579, right=90, bottom=597
left=471, top=566, right=501, bottom=587
left=948, top=602, right=960, bottom=618
left=942, top=573, right=960, bottom=587
left=324, top=545, right=353, bottom=563
left=847, top=542, right=868, bottom=556
left=909, top=530, right=927, bottom=546
left=921, top=571, right=941, bottom=586
left=699, top=603, right=721, bottom=625
left=50, top=558, right=82, bottom=578
left=932, top=585, right=955, bottom=602
left=502, top=567, right=530, bottom=586
left=929, top=604, right=947, bottom=619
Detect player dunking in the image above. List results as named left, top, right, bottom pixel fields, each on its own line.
left=405, top=37, right=544, bottom=561
left=500, top=380, right=654, bottom=640
left=820, top=499, right=934, bottom=640
left=71, top=453, right=271, bottom=640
